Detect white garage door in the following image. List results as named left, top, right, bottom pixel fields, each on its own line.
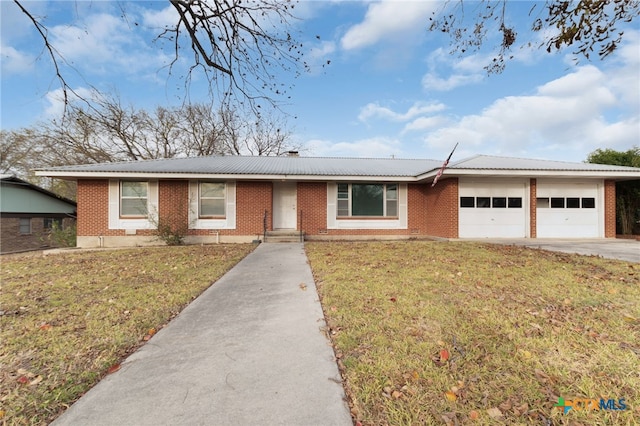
left=536, top=180, right=602, bottom=238
left=459, top=179, right=528, bottom=238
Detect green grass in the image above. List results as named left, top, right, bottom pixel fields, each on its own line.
left=0, top=245, right=254, bottom=425
left=306, top=241, right=640, bottom=425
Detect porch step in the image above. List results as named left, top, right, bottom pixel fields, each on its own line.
left=264, top=230, right=305, bottom=243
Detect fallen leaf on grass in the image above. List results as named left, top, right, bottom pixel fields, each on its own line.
left=486, top=407, right=503, bottom=420
left=107, top=364, right=121, bottom=374
left=441, top=412, right=457, bottom=426
left=440, top=349, right=450, bottom=361
left=29, top=375, right=43, bottom=386
left=469, top=410, right=479, bottom=420
left=39, top=323, right=52, bottom=331
left=445, top=391, right=457, bottom=401
left=16, top=376, right=29, bottom=385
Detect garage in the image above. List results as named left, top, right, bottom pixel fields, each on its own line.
left=536, top=179, right=602, bottom=238
left=458, top=178, right=528, bottom=238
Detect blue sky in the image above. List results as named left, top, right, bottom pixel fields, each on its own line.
left=1, top=1, right=639, bottom=163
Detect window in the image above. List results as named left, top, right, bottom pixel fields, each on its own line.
left=582, top=197, right=595, bottom=208
left=508, top=197, right=523, bottom=208
left=44, top=218, right=63, bottom=231
left=537, top=198, right=550, bottom=208
left=199, top=182, right=226, bottom=217
left=337, top=183, right=398, bottom=217
left=120, top=181, right=148, bottom=217
left=337, top=183, right=350, bottom=216
left=550, top=197, right=565, bottom=208
left=492, top=197, right=507, bottom=208
left=460, top=197, right=475, bottom=208
left=19, top=218, right=31, bottom=235
left=476, top=197, right=491, bottom=208
left=385, top=184, right=398, bottom=216
left=567, top=197, right=580, bottom=208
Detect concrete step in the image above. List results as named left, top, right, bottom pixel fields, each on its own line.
left=265, top=230, right=304, bottom=243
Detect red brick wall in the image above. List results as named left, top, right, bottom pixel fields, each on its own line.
left=298, top=182, right=327, bottom=234
left=158, top=180, right=189, bottom=234
left=235, top=181, right=272, bottom=235
left=407, top=183, right=427, bottom=235
left=604, top=179, right=616, bottom=238
left=424, top=178, right=458, bottom=238
left=77, top=179, right=274, bottom=238
left=77, top=180, right=111, bottom=236
left=75, top=177, right=451, bottom=240
left=530, top=178, right=537, bottom=238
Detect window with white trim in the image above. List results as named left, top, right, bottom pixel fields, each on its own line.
left=199, top=182, right=226, bottom=218
left=337, top=183, right=398, bottom=217
left=120, top=181, right=148, bottom=217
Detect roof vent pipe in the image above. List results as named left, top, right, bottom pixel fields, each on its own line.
left=287, top=151, right=299, bottom=157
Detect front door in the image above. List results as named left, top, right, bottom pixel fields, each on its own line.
left=273, top=182, right=297, bottom=229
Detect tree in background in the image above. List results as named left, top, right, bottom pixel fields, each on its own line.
left=430, top=0, right=640, bottom=73
left=587, top=147, right=640, bottom=235
left=14, top=0, right=305, bottom=114
left=0, top=98, right=299, bottom=199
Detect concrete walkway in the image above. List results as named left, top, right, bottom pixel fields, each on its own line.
left=52, top=243, right=352, bottom=426
left=463, top=238, right=640, bottom=263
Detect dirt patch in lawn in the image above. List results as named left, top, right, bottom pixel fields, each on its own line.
left=0, top=244, right=254, bottom=425
left=306, top=241, right=640, bottom=425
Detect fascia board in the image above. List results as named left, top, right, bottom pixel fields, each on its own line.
left=417, top=169, right=640, bottom=180
left=35, top=170, right=417, bottom=182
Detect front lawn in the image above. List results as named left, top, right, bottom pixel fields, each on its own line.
left=306, top=241, right=640, bottom=425
left=0, top=245, right=254, bottom=425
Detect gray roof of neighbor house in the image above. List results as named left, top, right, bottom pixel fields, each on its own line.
left=0, top=175, right=76, bottom=215
left=35, top=154, right=640, bottom=181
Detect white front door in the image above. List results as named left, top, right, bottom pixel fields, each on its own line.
left=273, top=182, right=297, bottom=229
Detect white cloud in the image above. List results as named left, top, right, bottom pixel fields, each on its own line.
left=49, top=13, right=167, bottom=75
left=358, top=101, right=446, bottom=122
left=43, top=87, right=97, bottom=120
left=305, top=40, right=336, bottom=73
left=306, top=136, right=403, bottom=158
left=402, top=115, right=450, bottom=133
left=341, top=1, right=438, bottom=50
left=423, top=63, right=638, bottom=160
left=421, top=72, right=483, bottom=91
left=0, top=43, right=34, bottom=75
left=142, top=5, right=177, bottom=28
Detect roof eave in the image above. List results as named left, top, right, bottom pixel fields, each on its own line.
left=35, top=170, right=418, bottom=182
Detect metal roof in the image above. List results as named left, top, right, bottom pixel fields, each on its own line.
left=35, top=154, right=640, bottom=180
left=37, top=156, right=444, bottom=177
left=450, top=155, right=640, bottom=171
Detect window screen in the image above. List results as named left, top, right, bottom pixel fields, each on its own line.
left=19, top=218, right=31, bottom=235
left=121, top=181, right=148, bottom=216
left=200, top=182, right=225, bottom=217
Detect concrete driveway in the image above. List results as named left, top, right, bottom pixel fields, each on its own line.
left=463, top=238, right=640, bottom=263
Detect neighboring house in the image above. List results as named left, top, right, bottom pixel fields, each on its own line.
left=35, top=155, right=640, bottom=248
left=0, top=175, right=77, bottom=254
